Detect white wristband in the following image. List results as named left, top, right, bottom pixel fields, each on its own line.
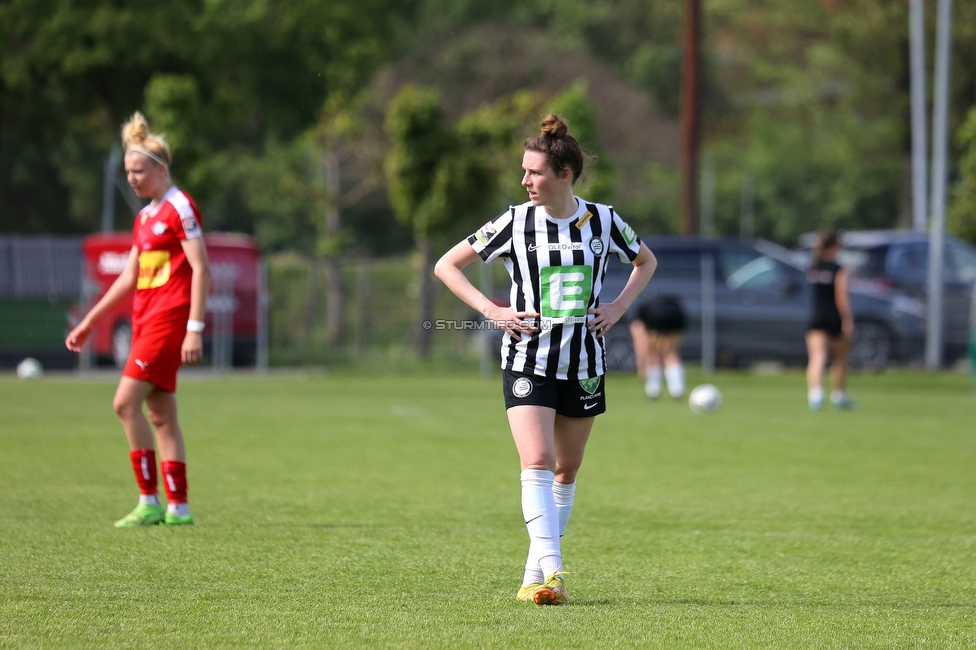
left=187, top=319, right=205, bottom=333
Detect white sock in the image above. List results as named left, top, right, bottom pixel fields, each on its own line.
left=522, top=554, right=544, bottom=586
left=644, top=366, right=662, bottom=398
left=831, top=390, right=846, bottom=403
left=167, top=502, right=190, bottom=517
left=664, top=363, right=685, bottom=399
left=524, top=481, right=576, bottom=584
left=520, top=469, right=561, bottom=584
left=552, top=481, right=576, bottom=539
left=808, top=387, right=824, bottom=404
left=139, top=494, right=160, bottom=507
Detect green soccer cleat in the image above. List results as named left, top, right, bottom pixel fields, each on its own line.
left=516, top=583, right=544, bottom=602
left=164, top=512, right=195, bottom=526
left=532, top=572, right=569, bottom=606
left=114, top=503, right=165, bottom=528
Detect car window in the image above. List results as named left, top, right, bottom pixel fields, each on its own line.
left=888, top=243, right=972, bottom=281
left=650, top=250, right=703, bottom=281
left=888, top=244, right=929, bottom=281
left=723, top=254, right=788, bottom=290
left=946, top=245, right=976, bottom=283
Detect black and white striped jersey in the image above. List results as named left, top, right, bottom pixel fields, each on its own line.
left=467, top=198, right=642, bottom=379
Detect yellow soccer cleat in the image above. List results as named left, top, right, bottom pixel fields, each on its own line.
left=516, top=583, right=544, bottom=602
left=532, top=572, right=569, bottom=606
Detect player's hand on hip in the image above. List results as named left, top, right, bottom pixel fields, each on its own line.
left=182, top=331, right=203, bottom=365
left=587, top=302, right=626, bottom=339
left=490, top=307, right=540, bottom=342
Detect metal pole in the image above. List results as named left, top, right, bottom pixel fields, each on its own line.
left=101, top=143, right=121, bottom=232
left=701, top=161, right=716, bottom=375
left=926, top=0, right=953, bottom=370
left=679, top=0, right=701, bottom=235
left=701, top=252, right=716, bottom=376
left=256, top=260, right=269, bottom=373
left=909, top=0, right=928, bottom=232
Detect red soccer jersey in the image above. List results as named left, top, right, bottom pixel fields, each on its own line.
left=131, top=186, right=203, bottom=327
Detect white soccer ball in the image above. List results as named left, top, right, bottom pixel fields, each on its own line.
left=689, top=383, right=722, bottom=413
left=16, top=357, right=43, bottom=380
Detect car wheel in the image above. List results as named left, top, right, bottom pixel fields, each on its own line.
left=112, top=321, right=132, bottom=369
left=604, top=326, right=636, bottom=371
left=849, top=321, right=891, bottom=371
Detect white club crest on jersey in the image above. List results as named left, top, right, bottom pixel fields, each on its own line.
left=151, top=222, right=167, bottom=236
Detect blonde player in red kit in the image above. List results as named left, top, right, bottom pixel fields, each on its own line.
left=66, top=112, right=211, bottom=527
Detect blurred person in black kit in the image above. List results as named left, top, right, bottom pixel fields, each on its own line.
left=806, top=230, right=855, bottom=410
left=629, top=295, right=686, bottom=400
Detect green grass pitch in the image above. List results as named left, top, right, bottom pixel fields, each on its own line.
left=1, top=368, right=975, bottom=648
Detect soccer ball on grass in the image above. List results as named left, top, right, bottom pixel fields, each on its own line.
left=16, top=357, right=43, bottom=380
left=688, top=383, right=722, bottom=413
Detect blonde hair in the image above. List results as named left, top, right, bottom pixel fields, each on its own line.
left=121, top=112, right=171, bottom=168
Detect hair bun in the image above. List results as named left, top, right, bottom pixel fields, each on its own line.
left=121, top=111, right=151, bottom=147
left=540, top=114, right=569, bottom=138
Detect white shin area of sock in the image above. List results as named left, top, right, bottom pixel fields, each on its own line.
left=167, top=502, right=190, bottom=517
left=644, top=366, right=662, bottom=398
left=520, top=469, right=561, bottom=584
left=139, top=494, right=160, bottom=507
left=552, top=480, right=576, bottom=538
left=665, top=363, right=685, bottom=398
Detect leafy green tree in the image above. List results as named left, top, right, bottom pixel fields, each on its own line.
left=385, top=85, right=540, bottom=358
left=950, top=106, right=976, bottom=246
left=384, top=85, right=452, bottom=358
left=0, top=0, right=414, bottom=235
left=548, top=79, right=616, bottom=204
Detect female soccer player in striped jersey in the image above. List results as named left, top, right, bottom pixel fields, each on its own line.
left=66, top=112, right=211, bottom=527
left=435, top=114, right=657, bottom=604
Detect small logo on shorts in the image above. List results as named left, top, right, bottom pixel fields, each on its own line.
left=589, top=237, right=604, bottom=256
left=579, top=377, right=601, bottom=395
left=512, top=377, right=533, bottom=398
left=135, top=359, right=149, bottom=370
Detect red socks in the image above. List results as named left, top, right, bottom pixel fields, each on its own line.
left=161, top=460, right=188, bottom=505
left=129, top=449, right=158, bottom=496
left=128, top=450, right=189, bottom=505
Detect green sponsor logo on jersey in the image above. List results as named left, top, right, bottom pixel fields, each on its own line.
left=540, top=265, right=592, bottom=318
left=621, top=223, right=637, bottom=245
left=579, top=377, right=601, bottom=394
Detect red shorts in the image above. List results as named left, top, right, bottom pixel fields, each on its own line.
left=123, top=308, right=190, bottom=393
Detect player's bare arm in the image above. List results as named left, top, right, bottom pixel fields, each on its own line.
left=65, top=246, right=139, bottom=351
left=180, top=236, right=211, bottom=365
left=434, top=240, right=540, bottom=341
left=587, top=243, right=656, bottom=339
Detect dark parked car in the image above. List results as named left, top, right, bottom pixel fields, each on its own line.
left=797, top=230, right=976, bottom=365
left=600, top=236, right=927, bottom=371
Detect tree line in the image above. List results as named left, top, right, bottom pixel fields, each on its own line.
left=3, top=0, right=976, bottom=254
